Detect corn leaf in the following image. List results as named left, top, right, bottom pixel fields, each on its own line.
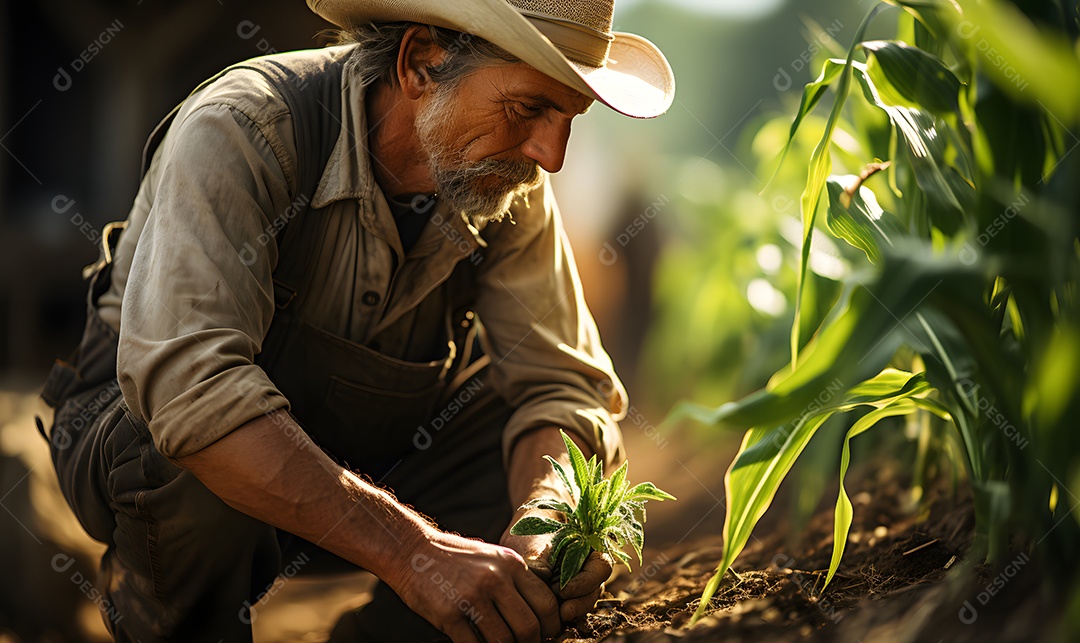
left=692, top=369, right=934, bottom=623
left=826, top=176, right=906, bottom=263
left=550, top=530, right=577, bottom=565
left=792, top=4, right=888, bottom=367
left=765, top=58, right=847, bottom=187
left=860, top=40, right=962, bottom=117
left=949, top=0, right=1080, bottom=124
left=850, top=63, right=974, bottom=234
left=824, top=395, right=951, bottom=588
left=606, top=461, right=630, bottom=514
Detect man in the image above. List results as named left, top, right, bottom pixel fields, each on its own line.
left=42, top=0, right=673, bottom=641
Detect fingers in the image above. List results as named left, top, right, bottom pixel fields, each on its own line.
left=493, top=592, right=544, bottom=643
left=558, top=551, right=613, bottom=599
left=560, top=584, right=603, bottom=622
left=472, top=604, right=516, bottom=643
left=525, top=557, right=553, bottom=583
left=443, top=620, right=482, bottom=643
left=512, top=563, right=562, bottom=638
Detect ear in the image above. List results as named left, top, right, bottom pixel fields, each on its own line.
left=396, top=25, right=448, bottom=100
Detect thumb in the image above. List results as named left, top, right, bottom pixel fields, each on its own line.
left=559, top=551, right=614, bottom=599
left=526, top=557, right=553, bottom=583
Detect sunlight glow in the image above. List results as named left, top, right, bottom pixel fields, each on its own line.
left=618, top=0, right=785, bottom=20
left=747, top=278, right=787, bottom=316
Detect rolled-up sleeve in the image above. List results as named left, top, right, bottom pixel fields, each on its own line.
left=476, top=179, right=627, bottom=468
left=117, top=100, right=294, bottom=459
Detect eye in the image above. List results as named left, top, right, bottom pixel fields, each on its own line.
left=514, top=102, right=544, bottom=118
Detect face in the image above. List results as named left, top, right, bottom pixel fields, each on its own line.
left=415, top=62, right=593, bottom=224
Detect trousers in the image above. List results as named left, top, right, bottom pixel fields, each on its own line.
left=44, top=262, right=514, bottom=642
left=52, top=368, right=512, bottom=642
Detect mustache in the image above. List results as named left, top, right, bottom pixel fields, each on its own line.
left=456, top=157, right=542, bottom=186
left=438, top=157, right=543, bottom=201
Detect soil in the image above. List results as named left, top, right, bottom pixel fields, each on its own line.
left=2, top=391, right=1070, bottom=642
left=552, top=464, right=1065, bottom=643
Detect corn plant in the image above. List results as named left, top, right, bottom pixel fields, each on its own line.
left=667, top=0, right=1080, bottom=625
left=510, top=430, right=676, bottom=588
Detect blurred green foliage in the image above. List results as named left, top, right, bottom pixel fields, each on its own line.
left=636, top=0, right=1080, bottom=629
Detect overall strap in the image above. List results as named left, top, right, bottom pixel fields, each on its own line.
left=41, top=49, right=347, bottom=417
left=139, top=48, right=347, bottom=257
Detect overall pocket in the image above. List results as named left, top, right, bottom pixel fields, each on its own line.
left=48, top=380, right=126, bottom=543
left=299, top=321, right=452, bottom=472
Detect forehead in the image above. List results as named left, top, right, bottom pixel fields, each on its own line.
left=465, top=62, right=593, bottom=115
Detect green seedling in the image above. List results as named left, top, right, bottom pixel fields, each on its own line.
left=510, top=430, right=676, bottom=589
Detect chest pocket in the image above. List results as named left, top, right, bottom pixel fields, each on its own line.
left=256, top=255, right=480, bottom=477
left=301, top=320, right=452, bottom=473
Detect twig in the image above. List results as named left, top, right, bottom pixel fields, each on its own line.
left=902, top=538, right=939, bottom=556
left=840, top=161, right=892, bottom=207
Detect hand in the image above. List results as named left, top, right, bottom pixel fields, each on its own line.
left=500, top=508, right=615, bottom=623
left=388, top=524, right=561, bottom=643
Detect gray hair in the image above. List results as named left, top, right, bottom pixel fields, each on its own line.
left=336, top=22, right=518, bottom=89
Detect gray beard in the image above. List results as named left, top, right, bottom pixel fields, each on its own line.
left=415, top=83, right=543, bottom=226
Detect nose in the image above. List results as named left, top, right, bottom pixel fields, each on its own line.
left=520, top=118, right=573, bottom=173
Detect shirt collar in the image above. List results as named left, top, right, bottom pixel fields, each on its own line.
left=310, top=52, right=486, bottom=250
left=311, top=50, right=376, bottom=210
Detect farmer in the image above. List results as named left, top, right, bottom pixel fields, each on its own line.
left=40, top=0, right=673, bottom=640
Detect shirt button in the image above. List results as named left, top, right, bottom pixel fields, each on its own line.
left=362, top=291, right=381, bottom=306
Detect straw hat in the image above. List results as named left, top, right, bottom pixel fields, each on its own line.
left=306, top=0, right=675, bottom=118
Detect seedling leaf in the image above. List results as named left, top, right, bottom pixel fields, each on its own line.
left=543, top=455, right=578, bottom=502
left=560, top=538, right=592, bottom=589
left=510, top=430, right=675, bottom=589
left=510, top=516, right=565, bottom=536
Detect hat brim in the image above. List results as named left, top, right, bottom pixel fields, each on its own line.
left=306, top=0, right=675, bottom=118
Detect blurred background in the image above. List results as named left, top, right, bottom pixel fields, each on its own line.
left=0, top=0, right=900, bottom=640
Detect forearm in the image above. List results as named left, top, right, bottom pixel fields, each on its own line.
left=176, top=409, right=431, bottom=585
left=506, top=426, right=594, bottom=511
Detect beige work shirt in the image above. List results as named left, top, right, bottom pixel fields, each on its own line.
left=96, top=45, right=627, bottom=465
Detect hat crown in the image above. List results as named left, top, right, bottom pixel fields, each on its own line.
left=506, top=0, right=614, bottom=35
